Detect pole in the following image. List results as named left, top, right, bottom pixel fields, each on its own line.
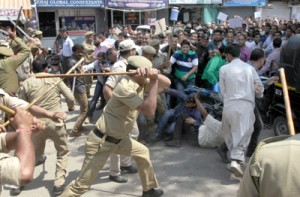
left=35, top=71, right=137, bottom=78
left=0, top=58, right=85, bottom=128
left=279, top=68, right=295, bottom=135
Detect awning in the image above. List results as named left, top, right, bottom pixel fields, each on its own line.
left=0, top=0, right=32, bottom=21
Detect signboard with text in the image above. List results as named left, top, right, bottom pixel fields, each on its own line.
left=223, top=0, right=266, bottom=7
left=36, top=0, right=104, bottom=8
left=106, top=0, right=168, bottom=9
left=169, top=0, right=222, bottom=4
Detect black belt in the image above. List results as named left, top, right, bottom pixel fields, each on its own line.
left=93, top=128, right=121, bottom=144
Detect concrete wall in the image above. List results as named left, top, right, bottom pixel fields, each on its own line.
left=219, top=7, right=255, bottom=19
left=261, top=2, right=291, bottom=20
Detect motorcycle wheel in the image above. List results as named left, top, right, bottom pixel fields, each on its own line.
left=273, top=116, right=289, bottom=136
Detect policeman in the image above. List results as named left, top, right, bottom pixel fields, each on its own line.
left=60, top=56, right=171, bottom=197
left=238, top=135, right=300, bottom=197
left=103, top=40, right=139, bottom=183
left=82, top=31, right=96, bottom=98
left=18, top=59, right=75, bottom=196
left=0, top=108, right=40, bottom=195
left=9, top=39, right=33, bottom=85
left=0, top=88, right=68, bottom=195
left=0, top=29, right=30, bottom=95
left=142, top=45, right=156, bottom=61
left=33, top=30, right=43, bottom=48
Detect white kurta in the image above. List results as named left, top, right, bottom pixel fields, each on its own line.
left=220, top=58, right=263, bottom=162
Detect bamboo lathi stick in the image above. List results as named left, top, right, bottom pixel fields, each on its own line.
left=35, top=71, right=137, bottom=78
left=0, top=104, right=15, bottom=116
left=279, top=68, right=295, bottom=135
left=1, top=58, right=84, bottom=128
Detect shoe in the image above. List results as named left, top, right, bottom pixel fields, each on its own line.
left=142, top=188, right=164, bottom=197
left=109, top=175, right=128, bottom=183
left=229, top=161, right=244, bottom=178
left=165, top=139, right=181, bottom=148
left=35, top=155, right=47, bottom=166
left=53, top=185, right=64, bottom=196
left=216, top=146, right=230, bottom=164
left=69, top=131, right=82, bottom=137
left=10, top=186, right=24, bottom=196
left=121, top=165, right=138, bottom=174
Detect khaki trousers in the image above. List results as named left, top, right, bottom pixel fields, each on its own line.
left=73, top=92, right=89, bottom=132
left=60, top=131, right=158, bottom=197
left=33, top=119, right=69, bottom=186
left=109, top=122, right=139, bottom=176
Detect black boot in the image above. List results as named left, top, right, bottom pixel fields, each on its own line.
left=142, top=188, right=164, bottom=197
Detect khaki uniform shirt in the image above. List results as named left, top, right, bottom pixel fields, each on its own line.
left=0, top=133, right=21, bottom=192
left=16, top=54, right=33, bottom=82
left=152, top=52, right=171, bottom=75
left=238, top=134, right=300, bottom=197
left=82, top=41, right=96, bottom=64
left=18, top=73, right=75, bottom=125
left=0, top=38, right=30, bottom=94
left=96, top=76, right=149, bottom=139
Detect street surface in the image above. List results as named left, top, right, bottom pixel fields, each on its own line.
left=2, top=83, right=274, bottom=197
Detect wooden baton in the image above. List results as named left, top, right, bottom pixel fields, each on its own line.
left=279, top=68, right=295, bottom=135
left=35, top=71, right=137, bottom=78
left=0, top=104, right=15, bottom=116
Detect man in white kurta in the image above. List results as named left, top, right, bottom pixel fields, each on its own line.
left=219, top=44, right=264, bottom=177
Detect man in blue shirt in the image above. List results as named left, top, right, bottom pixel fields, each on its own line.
left=153, top=88, right=202, bottom=147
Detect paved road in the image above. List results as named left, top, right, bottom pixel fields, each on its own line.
left=2, top=83, right=275, bottom=197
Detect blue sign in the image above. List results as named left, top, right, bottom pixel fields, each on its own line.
left=36, top=0, right=104, bottom=8
left=223, top=0, right=266, bottom=7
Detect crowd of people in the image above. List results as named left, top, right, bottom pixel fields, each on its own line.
left=0, top=15, right=299, bottom=197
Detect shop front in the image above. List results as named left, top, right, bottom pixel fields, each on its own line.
left=35, top=0, right=104, bottom=37
left=105, top=0, right=169, bottom=30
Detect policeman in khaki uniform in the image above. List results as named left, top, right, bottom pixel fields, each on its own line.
left=33, top=30, right=43, bottom=48
left=82, top=31, right=96, bottom=97
left=146, top=40, right=169, bottom=142
left=104, top=39, right=139, bottom=183
left=0, top=29, right=30, bottom=95
left=9, top=39, right=33, bottom=85
left=60, top=56, right=171, bottom=197
left=142, top=45, right=156, bottom=61
left=18, top=60, right=74, bottom=195
left=0, top=88, right=68, bottom=194
left=238, top=134, right=300, bottom=197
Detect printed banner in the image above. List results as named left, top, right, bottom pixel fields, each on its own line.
left=223, top=0, right=267, bottom=7
left=36, top=0, right=104, bottom=8
left=106, top=0, right=168, bottom=9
